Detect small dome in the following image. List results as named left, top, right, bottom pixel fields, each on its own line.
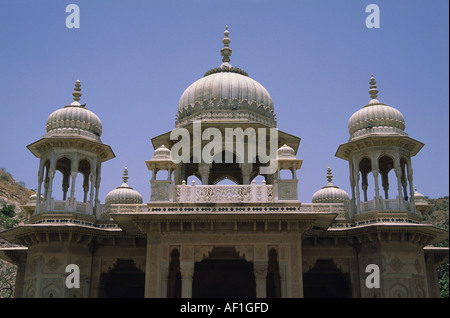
left=277, top=144, right=296, bottom=158
left=414, top=186, right=427, bottom=203
left=312, top=166, right=350, bottom=203
left=152, top=145, right=172, bottom=160
left=105, top=167, right=143, bottom=205
left=348, top=75, right=406, bottom=140
left=29, top=193, right=43, bottom=202
left=45, top=81, right=103, bottom=141
left=175, top=26, right=276, bottom=128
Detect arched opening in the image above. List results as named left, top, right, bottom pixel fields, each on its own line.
left=303, top=259, right=351, bottom=298
left=210, top=151, right=242, bottom=185
left=54, top=157, right=71, bottom=200
left=400, top=158, right=410, bottom=201
left=77, top=159, right=91, bottom=203
left=192, top=246, right=256, bottom=298
left=186, top=174, right=201, bottom=185
left=379, top=155, right=395, bottom=199
left=266, top=248, right=281, bottom=298
left=359, top=157, right=374, bottom=202
left=214, top=176, right=239, bottom=185
left=167, top=248, right=181, bottom=298
left=99, top=259, right=145, bottom=298
left=41, top=160, right=50, bottom=201
left=279, top=169, right=292, bottom=180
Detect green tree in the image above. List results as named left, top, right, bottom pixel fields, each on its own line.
left=0, top=204, right=15, bottom=218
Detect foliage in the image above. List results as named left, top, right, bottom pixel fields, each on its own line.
left=426, top=197, right=449, bottom=298
left=0, top=259, right=16, bottom=298
left=1, top=204, right=15, bottom=218
left=0, top=213, right=19, bottom=230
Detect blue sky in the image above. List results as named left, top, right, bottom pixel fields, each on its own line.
left=0, top=0, right=448, bottom=204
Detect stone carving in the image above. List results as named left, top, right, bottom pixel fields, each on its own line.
left=253, top=262, right=268, bottom=278
left=45, top=256, right=61, bottom=272
left=28, top=257, right=39, bottom=275
left=151, top=183, right=171, bottom=201
left=197, top=186, right=251, bottom=202
left=176, top=184, right=273, bottom=203
left=414, top=258, right=422, bottom=273
left=194, top=245, right=214, bottom=262
left=389, top=282, right=408, bottom=298
left=389, top=256, right=405, bottom=272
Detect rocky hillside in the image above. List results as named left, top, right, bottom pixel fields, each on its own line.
left=425, top=197, right=449, bottom=230
left=0, top=168, right=35, bottom=230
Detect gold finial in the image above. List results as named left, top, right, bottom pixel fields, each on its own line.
left=72, top=80, right=82, bottom=102
left=221, top=25, right=232, bottom=64
left=122, top=166, right=129, bottom=184
left=369, top=74, right=379, bottom=100
left=326, top=165, right=333, bottom=183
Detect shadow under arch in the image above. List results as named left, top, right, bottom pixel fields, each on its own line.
left=303, top=258, right=351, bottom=298
left=99, top=259, right=145, bottom=298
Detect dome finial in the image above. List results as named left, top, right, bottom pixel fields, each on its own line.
left=368, top=74, right=379, bottom=101
left=326, top=165, right=333, bottom=183
left=71, top=80, right=82, bottom=106
left=220, top=25, right=232, bottom=66
left=122, top=166, right=129, bottom=184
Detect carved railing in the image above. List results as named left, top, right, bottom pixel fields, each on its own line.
left=175, top=181, right=274, bottom=203
left=299, top=203, right=351, bottom=219
left=38, top=199, right=93, bottom=214
left=358, top=196, right=411, bottom=213
left=106, top=204, right=148, bottom=213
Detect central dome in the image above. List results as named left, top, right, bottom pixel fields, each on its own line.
left=347, top=75, right=406, bottom=140
left=45, top=80, right=103, bottom=141
left=175, top=27, right=276, bottom=128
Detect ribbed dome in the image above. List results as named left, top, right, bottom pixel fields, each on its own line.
left=105, top=167, right=143, bottom=205
left=312, top=167, right=350, bottom=204
left=348, top=75, right=406, bottom=140
left=175, top=26, right=276, bottom=128
left=277, top=144, right=296, bottom=159
left=152, top=145, right=172, bottom=160
left=413, top=186, right=427, bottom=203
left=45, top=81, right=103, bottom=141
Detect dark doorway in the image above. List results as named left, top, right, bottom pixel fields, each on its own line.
left=303, top=259, right=351, bottom=298
left=192, top=246, right=256, bottom=298
left=266, top=248, right=281, bottom=298
left=167, top=248, right=182, bottom=298
left=99, top=259, right=145, bottom=298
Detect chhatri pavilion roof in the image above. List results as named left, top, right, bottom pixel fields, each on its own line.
left=176, top=26, right=277, bottom=128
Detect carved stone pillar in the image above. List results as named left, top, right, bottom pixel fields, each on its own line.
left=45, top=170, right=55, bottom=210
left=160, top=262, right=169, bottom=298
left=406, top=159, right=416, bottom=212
left=241, top=163, right=253, bottom=185
left=69, top=171, right=78, bottom=203
left=180, top=262, right=194, bottom=298
left=372, top=169, right=380, bottom=209
left=198, top=163, right=211, bottom=185
left=145, top=233, right=161, bottom=298
left=279, top=262, right=287, bottom=298
left=253, top=262, right=267, bottom=298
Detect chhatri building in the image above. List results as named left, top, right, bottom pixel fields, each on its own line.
left=0, top=27, right=448, bottom=298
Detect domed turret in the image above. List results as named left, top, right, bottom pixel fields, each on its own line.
left=105, top=167, right=143, bottom=205
left=277, top=144, right=296, bottom=159
left=45, top=80, right=103, bottom=141
left=152, top=145, right=172, bottom=161
left=413, top=185, right=429, bottom=216
left=348, top=75, right=406, bottom=140
left=176, top=26, right=276, bottom=128
left=312, top=166, right=350, bottom=203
